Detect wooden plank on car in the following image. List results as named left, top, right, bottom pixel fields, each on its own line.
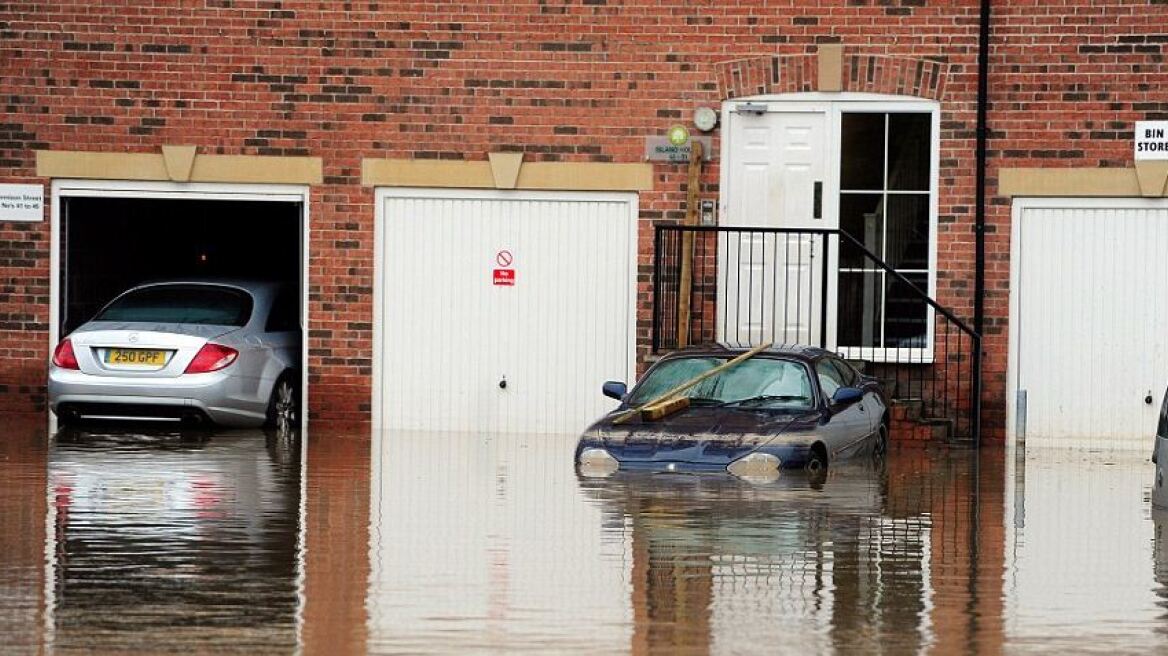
left=611, top=342, right=773, bottom=425
left=641, top=396, right=690, bottom=421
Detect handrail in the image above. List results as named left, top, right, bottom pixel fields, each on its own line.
left=834, top=230, right=980, bottom=340
left=654, top=224, right=980, bottom=340
left=652, top=223, right=983, bottom=445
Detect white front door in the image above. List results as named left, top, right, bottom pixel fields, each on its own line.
left=719, top=106, right=831, bottom=345
left=1011, top=199, right=1168, bottom=449
left=376, top=189, right=637, bottom=436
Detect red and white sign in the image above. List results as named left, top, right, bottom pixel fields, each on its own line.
left=496, top=250, right=513, bottom=267
left=493, top=269, right=515, bottom=286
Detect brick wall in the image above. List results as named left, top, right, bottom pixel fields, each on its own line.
left=2, top=1, right=1165, bottom=436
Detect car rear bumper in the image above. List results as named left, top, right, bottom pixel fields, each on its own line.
left=48, top=367, right=267, bottom=427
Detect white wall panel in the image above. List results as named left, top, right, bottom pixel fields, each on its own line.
left=377, top=190, right=635, bottom=435
left=1013, top=201, right=1168, bottom=448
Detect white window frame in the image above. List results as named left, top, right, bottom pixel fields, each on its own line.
left=48, top=179, right=311, bottom=432
left=718, top=93, right=940, bottom=363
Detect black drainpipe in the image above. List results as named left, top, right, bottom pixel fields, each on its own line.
left=974, top=0, right=990, bottom=337
left=972, top=0, right=991, bottom=446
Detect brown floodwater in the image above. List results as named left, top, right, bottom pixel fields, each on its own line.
left=1, top=417, right=1166, bottom=654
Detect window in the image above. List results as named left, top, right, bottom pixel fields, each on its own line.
left=815, top=359, right=845, bottom=398
left=628, top=356, right=814, bottom=410
left=825, top=356, right=858, bottom=387
left=96, top=285, right=253, bottom=326
left=838, top=111, right=933, bottom=352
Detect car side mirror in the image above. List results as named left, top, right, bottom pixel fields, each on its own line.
left=831, top=386, right=864, bottom=407
left=602, top=381, right=627, bottom=400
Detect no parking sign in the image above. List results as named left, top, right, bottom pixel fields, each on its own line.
left=493, top=250, right=515, bottom=286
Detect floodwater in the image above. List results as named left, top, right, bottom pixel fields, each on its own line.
left=1, top=419, right=1167, bottom=654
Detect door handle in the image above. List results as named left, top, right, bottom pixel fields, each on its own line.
left=813, top=181, right=823, bottom=219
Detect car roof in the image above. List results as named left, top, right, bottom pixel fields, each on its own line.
left=127, top=278, right=286, bottom=296
left=657, top=342, right=833, bottom=363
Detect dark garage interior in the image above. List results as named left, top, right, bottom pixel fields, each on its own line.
left=59, top=196, right=302, bottom=335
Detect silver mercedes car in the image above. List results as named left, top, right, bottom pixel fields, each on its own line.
left=49, top=280, right=301, bottom=428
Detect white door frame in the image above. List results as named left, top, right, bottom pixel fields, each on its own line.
left=48, top=179, right=312, bottom=432
left=371, top=186, right=640, bottom=432
left=1007, top=196, right=1168, bottom=446
left=718, top=93, right=940, bottom=361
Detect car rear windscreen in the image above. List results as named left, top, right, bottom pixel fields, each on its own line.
left=95, top=285, right=253, bottom=326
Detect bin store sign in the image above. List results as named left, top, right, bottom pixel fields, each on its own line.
left=1136, top=121, right=1168, bottom=161
left=0, top=183, right=43, bottom=222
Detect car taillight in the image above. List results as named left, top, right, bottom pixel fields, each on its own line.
left=52, top=338, right=80, bottom=370
left=184, top=343, right=239, bottom=374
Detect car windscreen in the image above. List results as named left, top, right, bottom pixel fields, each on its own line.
left=627, top=356, right=814, bottom=409
left=94, top=285, right=253, bottom=326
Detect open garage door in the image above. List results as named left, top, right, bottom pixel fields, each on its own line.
left=51, top=181, right=308, bottom=428
left=1010, top=198, right=1168, bottom=449
left=59, top=196, right=302, bottom=335
left=375, top=188, right=637, bottom=435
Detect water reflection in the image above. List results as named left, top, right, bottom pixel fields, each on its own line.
left=367, top=431, right=632, bottom=654
left=1004, top=447, right=1164, bottom=652
left=575, top=451, right=1003, bottom=654
left=46, top=424, right=301, bottom=653
left=0, top=419, right=49, bottom=654
left=364, top=433, right=1006, bottom=654
left=5, top=422, right=1168, bottom=653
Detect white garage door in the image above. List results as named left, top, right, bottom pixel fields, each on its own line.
left=1011, top=199, right=1168, bottom=449
left=375, top=189, right=636, bottom=435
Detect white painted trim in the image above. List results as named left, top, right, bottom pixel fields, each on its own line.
left=729, top=92, right=932, bottom=104
left=372, top=189, right=384, bottom=433
left=371, top=186, right=640, bottom=432
left=1006, top=195, right=1168, bottom=446
left=718, top=96, right=940, bottom=361
left=48, top=179, right=311, bottom=432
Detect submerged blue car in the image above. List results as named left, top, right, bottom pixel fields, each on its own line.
left=575, top=344, right=888, bottom=481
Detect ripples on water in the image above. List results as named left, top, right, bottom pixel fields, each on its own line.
left=2, top=419, right=1168, bottom=654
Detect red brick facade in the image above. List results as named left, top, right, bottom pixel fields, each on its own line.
left=2, top=1, right=1166, bottom=439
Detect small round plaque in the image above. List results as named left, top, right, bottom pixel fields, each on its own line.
left=693, top=106, right=718, bottom=132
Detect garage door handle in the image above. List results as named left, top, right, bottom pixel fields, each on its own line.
left=499, top=377, right=507, bottom=390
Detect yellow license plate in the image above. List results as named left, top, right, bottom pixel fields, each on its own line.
left=105, top=349, right=167, bottom=366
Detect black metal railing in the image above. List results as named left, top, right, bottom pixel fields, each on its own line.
left=653, top=225, right=982, bottom=445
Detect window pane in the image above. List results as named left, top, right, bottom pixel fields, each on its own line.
left=96, top=285, right=253, bottom=326
left=883, top=273, right=929, bottom=349
left=888, top=113, right=931, bottom=191
left=815, top=359, right=845, bottom=397
left=840, top=193, right=884, bottom=269
left=885, top=195, right=929, bottom=270
left=628, top=357, right=814, bottom=409
left=828, top=357, right=858, bottom=387
left=838, top=271, right=882, bottom=348
left=627, top=357, right=722, bottom=405
left=840, top=113, right=885, bottom=190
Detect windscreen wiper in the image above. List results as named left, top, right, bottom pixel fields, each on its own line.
left=720, top=395, right=811, bottom=408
